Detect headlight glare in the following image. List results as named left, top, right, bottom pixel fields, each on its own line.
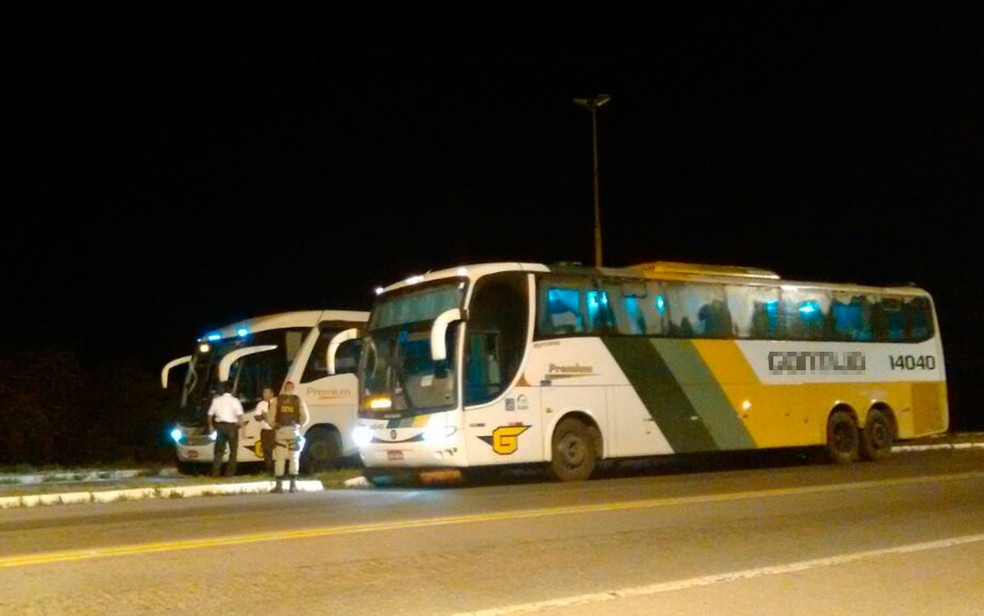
left=352, top=425, right=373, bottom=447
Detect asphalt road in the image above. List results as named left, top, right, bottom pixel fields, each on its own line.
left=1, top=446, right=983, bottom=615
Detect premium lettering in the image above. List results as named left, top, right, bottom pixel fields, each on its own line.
left=767, top=351, right=865, bottom=375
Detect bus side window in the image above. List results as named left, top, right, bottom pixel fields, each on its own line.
left=623, top=295, right=646, bottom=334
left=831, top=296, right=872, bottom=341
left=698, top=300, right=733, bottom=338
left=300, top=330, right=331, bottom=383
left=544, top=287, right=584, bottom=335
left=333, top=339, right=362, bottom=374
left=585, top=289, right=614, bottom=333
left=751, top=299, right=780, bottom=339
left=904, top=297, right=932, bottom=341
left=606, top=279, right=650, bottom=335
left=873, top=298, right=904, bottom=342
left=551, top=311, right=579, bottom=333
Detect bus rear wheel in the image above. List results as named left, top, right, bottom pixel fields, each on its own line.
left=549, top=418, right=597, bottom=482
left=825, top=411, right=859, bottom=464
left=301, top=427, right=342, bottom=474
left=859, top=409, right=894, bottom=461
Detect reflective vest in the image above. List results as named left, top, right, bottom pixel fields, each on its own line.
left=276, top=394, right=302, bottom=427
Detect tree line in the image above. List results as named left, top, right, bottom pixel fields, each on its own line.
left=0, top=349, right=175, bottom=467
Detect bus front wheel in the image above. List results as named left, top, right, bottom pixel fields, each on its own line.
left=301, top=427, right=342, bottom=474
left=859, top=409, right=894, bottom=461
left=549, top=418, right=598, bottom=482
left=825, top=411, right=859, bottom=464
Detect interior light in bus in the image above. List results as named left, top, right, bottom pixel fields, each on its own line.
left=799, top=301, right=820, bottom=316
left=236, top=326, right=250, bottom=337
left=198, top=343, right=211, bottom=353
left=655, top=294, right=666, bottom=314
left=369, top=396, right=393, bottom=410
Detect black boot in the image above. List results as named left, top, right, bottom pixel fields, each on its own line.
left=271, top=477, right=283, bottom=494
left=289, top=476, right=298, bottom=493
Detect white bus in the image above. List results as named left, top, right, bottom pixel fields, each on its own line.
left=163, top=310, right=368, bottom=474
left=349, top=261, right=948, bottom=482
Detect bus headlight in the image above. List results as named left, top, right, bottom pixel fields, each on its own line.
left=170, top=427, right=184, bottom=444
left=352, top=425, right=373, bottom=447
left=368, top=396, right=392, bottom=410
left=422, top=425, right=457, bottom=443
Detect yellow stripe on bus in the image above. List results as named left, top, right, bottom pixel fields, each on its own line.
left=690, top=340, right=948, bottom=447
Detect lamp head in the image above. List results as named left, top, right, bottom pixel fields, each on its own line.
left=574, top=94, right=612, bottom=109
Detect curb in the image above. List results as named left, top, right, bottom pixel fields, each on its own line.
left=2, top=435, right=982, bottom=510
left=892, top=442, right=984, bottom=452
left=0, top=480, right=324, bottom=509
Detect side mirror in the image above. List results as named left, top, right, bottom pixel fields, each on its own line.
left=327, top=328, right=361, bottom=375
left=161, top=356, right=191, bottom=389
left=430, top=308, right=462, bottom=362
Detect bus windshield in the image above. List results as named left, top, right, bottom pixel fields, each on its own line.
left=360, top=281, right=466, bottom=418
left=178, top=328, right=304, bottom=424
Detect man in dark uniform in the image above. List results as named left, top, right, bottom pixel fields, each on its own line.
left=270, top=380, right=309, bottom=493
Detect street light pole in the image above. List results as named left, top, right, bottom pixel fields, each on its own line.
left=574, top=94, right=611, bottom=268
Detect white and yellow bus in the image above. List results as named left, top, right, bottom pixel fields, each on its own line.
left=348, top=261, right=948, bottom=482
left=162, top=310, right=368, bottom=474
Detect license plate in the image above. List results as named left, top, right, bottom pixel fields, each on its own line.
left=387, top=450, right=404, bottom=461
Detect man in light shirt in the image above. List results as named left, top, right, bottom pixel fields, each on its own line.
left=207, top=381, right=245, bottom=477
left=253, top=386, right=277, bottom=476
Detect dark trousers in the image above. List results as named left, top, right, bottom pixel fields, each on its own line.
left=211, top=422, right=239, bottom=477
left=260, top=429, right=275, bottom=474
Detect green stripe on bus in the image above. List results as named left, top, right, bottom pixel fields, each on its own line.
left=603, top=337, right=717, bottom=453
left=653, top=340, right=756, bottom=450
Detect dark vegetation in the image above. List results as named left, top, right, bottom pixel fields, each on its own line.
left=0, top=349, right=175, bottom=467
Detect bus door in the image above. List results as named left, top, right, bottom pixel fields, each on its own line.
left=462, top=329, right=543, bottom=466
left=459, top=271, right=541, bottom=467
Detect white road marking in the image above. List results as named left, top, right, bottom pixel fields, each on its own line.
left=456, top=533, right=984, bottom=615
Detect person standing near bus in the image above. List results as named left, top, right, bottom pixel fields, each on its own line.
left=207, top=381, right=245, bottom=477
left=253, top=386, right=277, bottom=476
left=270, top=380, right=309, bottom=493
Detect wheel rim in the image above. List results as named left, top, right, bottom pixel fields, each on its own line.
left=834, top=421, right=856, bottom=454
left=870, top=417, right=891, bottom=450
left=557, top=433, right=586, bottom=468
left=309, top=442, right=330, bottom=461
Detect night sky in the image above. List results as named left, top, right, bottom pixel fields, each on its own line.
left=4, top=6, right=982, bottom=428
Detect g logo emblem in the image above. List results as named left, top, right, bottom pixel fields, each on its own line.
left=491, top=425, right=530, bottom=455
left=390, top=429, right=398, bottom=440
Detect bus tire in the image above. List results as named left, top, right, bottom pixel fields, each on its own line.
left=859, top=409, right=894, bottom=461
left=301, top=427, right=342, bottom=474
left=549, top=418, right=597, bottom=482
left=825, top=411, right=859, bottom=464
